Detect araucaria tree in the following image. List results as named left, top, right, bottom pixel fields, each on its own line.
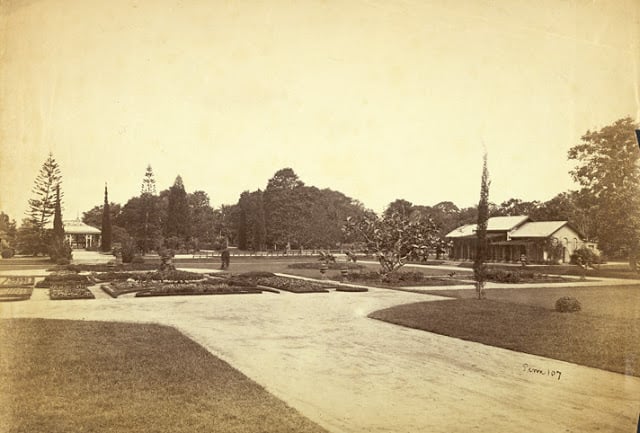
left=473, top=152, right=490, bottom=299
left=344, top=210, right=440, bottom=278
left=101, top=183, right=112, bottom=252
left=568, top=117, right=640, bottom=270
left=18, top=153, right=63, bottom=255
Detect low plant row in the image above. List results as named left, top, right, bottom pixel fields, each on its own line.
left=0, top=287, right=33, bottom=302
left=484, top=269, right=566, bottom=284
left=287, top=262, right=364, bottom=270
left=36, top=274, right=91, bottom=288
left=342, top=271, right=463, bottom=287
left=0, top=276, right=35, bottom=287
left=135, top=282, right=262, bottom=297
left=94, top=270, right=203, bottom=282
left=100, top=282, right=146, bottom=298
left=49, top=285, right=95, bottom=300
left=253, top=276, right=336, bottom=293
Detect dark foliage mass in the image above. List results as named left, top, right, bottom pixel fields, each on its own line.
left=473, top=153, right=490, bottom=299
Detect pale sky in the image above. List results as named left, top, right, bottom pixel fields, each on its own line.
left=1, top=0, right=638, bottom=222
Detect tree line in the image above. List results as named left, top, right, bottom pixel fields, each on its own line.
left=1, top=117, right=638, bottom=266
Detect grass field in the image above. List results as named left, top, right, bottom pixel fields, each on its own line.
left=0, top=319, right=328, bottom=433
left=370, top=286, right=640, bottom=376
left=423, top=285, right=640, bottom=319
left=456, top=261, right=640, bottom=279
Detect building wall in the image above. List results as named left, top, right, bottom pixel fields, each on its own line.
left=549, top=225, right=584, bottom=263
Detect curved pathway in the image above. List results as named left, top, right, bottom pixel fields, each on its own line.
left=1, top=275, right=639, bottom=432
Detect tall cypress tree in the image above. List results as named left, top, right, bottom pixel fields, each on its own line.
left=48, top=183, right=71, bottom=262
left=101, top=183, right=112, bottom=252
left=52, top=184, right=64, bottom=241
left=165, top=175, right=190, bottom=241
left=473, top=152, right=490, bottom=299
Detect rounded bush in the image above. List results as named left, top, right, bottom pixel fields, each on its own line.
left=555, top=296, right=582, bottom=313
left=1, top=248, right=15, bottom=259
left=56, top=258, right=71, bottom=266
left=571, top=246, right=601, bottom=265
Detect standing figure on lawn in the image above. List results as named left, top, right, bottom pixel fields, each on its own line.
left=220, top=249, right=230, bottom=270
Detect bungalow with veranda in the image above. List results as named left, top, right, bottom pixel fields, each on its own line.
left=445, top=215, right=591, bottom=263
left=62, top=219, right=102, bottom=249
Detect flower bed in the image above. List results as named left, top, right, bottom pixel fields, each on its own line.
left=253, top=276, right=335, bottom=293
left=343, top=271, right=464, bottom=287
left=94, top=270, right=203, bottom=283
left=0, top=276, right=35, bottom=287
left=49, top=284, right=95, bottom=300
left=0, top=287, right=33, bottom=301
left=135, top=282, right=261, bottom=297
left=100, top=281, right=148, bottom=298
left=335, top=286, right=368, bottom=292
left=485, top=269, right=567, bottom=284
left=222, top=272, right=336, bottom=293
left=36, top=274, right=91, bottom=288
left=288, top=262, right=364, bottom=270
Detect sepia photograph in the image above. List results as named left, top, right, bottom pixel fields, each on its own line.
left=0, top=0, right=639, bottom=431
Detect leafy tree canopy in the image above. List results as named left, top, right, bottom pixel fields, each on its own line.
left=568, top=116, right=640, bottom=264
left=266, top=168, right=304, bottom=190
left=344, top=211, right=440, bottom=276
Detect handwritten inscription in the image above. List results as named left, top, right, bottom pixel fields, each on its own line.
left=522, top=363, right=562, bottom=381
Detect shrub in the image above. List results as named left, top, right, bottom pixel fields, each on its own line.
left=571, top=247, right=601, bottom=266
left=1, top=248, right=15, bottom=259
left=484, top=269, right=521, bottom=283
left=48, top=240, right=72, bottom=263
left=121, top=238, right=137, bottom=264
left=236, top=271, right=276, bottom=279
left=131, top=255, right=145, bottom=264
left=555, top=296, right=582, bottom=313
left=382, top=271, right=425, bottom=284
left=56, top=258, right=71, bottom=265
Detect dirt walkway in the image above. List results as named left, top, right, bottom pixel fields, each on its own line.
left=1, top=285, right=638, bottom=432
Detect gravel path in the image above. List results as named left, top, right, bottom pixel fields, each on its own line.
left=1, top=282, right=639, bottom=432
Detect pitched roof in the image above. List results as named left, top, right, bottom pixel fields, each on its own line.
left=445, top=215, right=530, bottom=238
left=62, top=220, right=101, bottom=235
left=487, top=215, right=531, bottom=231
left=445, top=224, right=476, bottom=238
left=509, top=221, right=570, bottom=238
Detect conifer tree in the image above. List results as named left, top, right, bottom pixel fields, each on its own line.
left=52, top=184, right=64, bottom=241
left=48, top=183, right=71, bottom=262
left=18, top=153, right=62, bottom=255
left=101, top=183, right=112, bottom=252
left=165, top=175, right=190, bottom=241
left=473, top=152, right=490, bottom=299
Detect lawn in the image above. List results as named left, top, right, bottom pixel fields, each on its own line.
left=456, top=261, right=640, bottom=280
left=0, top=319, right=328, bottom=433
left=370, top=286, right=640, bottom=376
left=422, top=285, right=640, bottom=319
